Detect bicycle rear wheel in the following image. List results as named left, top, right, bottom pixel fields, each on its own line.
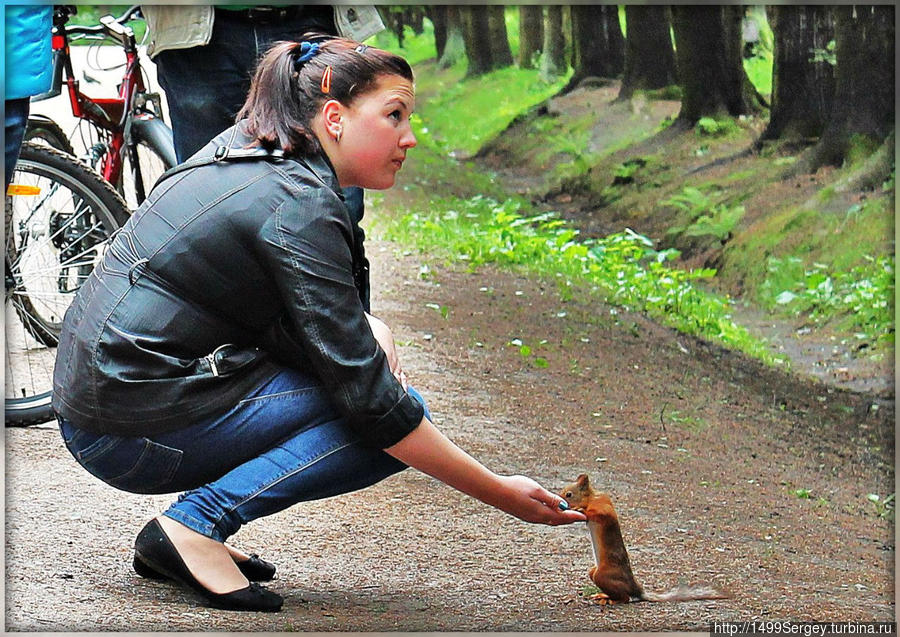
left=24, top=115, right=76, bottom=156
left=5, top=143, right=129, bottom=427
left=121, top=114, right=176, bottom=209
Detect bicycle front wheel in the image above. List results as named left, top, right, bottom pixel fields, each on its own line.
left=5, top=143, right=129, bottom=427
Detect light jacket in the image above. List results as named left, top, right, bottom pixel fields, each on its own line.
left=141, top=5, right=385, bottom=58
left=52, top=124, right=423, bottom=449
left=4, top=5, right=52, bottom=100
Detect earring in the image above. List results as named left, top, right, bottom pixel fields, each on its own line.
left=335, top=127, right=342, bottom=143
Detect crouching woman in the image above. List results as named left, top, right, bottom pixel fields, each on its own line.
left=52, top=38, right=585, bottom=612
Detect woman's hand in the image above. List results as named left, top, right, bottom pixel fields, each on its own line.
left=366, top=313, right=407, bottom=390
left=490, top=474, right=587, bottom=525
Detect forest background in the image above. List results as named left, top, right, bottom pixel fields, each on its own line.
left=363, top=4, right=894, bottom=393
left=71, top=4, right=895, bottom=386
left=5, top=5, right=894, bottom=630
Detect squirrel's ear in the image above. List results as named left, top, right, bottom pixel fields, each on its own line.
left=576, top=474, right=590, bottom=488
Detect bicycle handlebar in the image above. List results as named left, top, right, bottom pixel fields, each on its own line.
left=55, top=4, right=142, bottom=46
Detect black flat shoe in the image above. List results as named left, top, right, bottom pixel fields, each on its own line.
left=134, top=518, right=283, bottom=612
left=134, top=551, right=276, bottom=581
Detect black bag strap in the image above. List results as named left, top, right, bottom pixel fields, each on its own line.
left=152, top=145, right=286, bottom=192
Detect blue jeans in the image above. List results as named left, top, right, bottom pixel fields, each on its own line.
left=59, top=368, right=430, bottom=542
left=5, top=97, right=30, bottom=187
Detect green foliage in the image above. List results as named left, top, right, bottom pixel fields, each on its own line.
left=66, top=5, right=148, bottom=45
left=743, top=54, right=773, bottom=98
left=664, top=186, right=745, bottom=241
left=810, top=40, right=837, bottom=66
left=867, top=493, right=895, bottom=521
left=695, top=117, right=740, bottom=138
left=882, top=168, right=895, bottom=193
left=764, top=254, right=895, bottom=347
left=508, top=338, right=549, bottom=368
left=612, top=158, right=646, bottom=185
left=742, top=6, right=774, bottom=97
left=377, top=195, right=778, bottom=364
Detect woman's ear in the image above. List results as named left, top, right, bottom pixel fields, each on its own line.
left=321, top=99, right=344, bottom=141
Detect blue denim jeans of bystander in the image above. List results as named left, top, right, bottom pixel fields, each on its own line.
left=59, top=368, right=430, bottom=541
left=5, top=97, right=30, bottom=186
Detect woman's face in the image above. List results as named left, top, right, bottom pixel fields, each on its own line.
left=328, top=74, right=417, bottom=190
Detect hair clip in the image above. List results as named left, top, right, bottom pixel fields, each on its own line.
left=321, top=65, right=333, bottom=94
left=355, top=44, right=369, bottom=54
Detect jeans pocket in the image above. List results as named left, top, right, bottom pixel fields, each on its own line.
left=75, top=434, right=183, bottom=495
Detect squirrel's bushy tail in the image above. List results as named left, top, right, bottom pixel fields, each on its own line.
left=641, top=585, right=730, bottom=603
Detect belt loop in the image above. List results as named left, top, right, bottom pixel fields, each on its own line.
left=128, top=258, right=149, bottom=285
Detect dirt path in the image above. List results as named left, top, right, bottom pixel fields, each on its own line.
left=5, top=234, right=894, bottom=630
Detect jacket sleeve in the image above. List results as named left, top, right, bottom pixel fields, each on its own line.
left=258, top=186, right=423, bottom=448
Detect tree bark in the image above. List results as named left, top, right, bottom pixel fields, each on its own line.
left=540, top=5, right=567, bottom=81
left=460, top=6, right=494, bottom=76
left=618, top=6, right=677, bottom=100
left=487, top=6, right=514, bottom=69
left=518, top=5, right=543, bottom=69
left=802, top=5, right=895, bottom=170
left=428, top=6, right=449, bottom=61
left=566, top=5, right=625, bottom=91
left=438, top=5, right=466, bottom=69
left=671, top=5, right=766, bottom=124
left=760, top=6, right=835, bottom=142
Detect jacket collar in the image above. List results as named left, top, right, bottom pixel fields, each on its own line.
left=225, top=122, right=342, bottom=197
left=300, top=151, right=342, bottom=197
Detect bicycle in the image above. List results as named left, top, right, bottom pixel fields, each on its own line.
left=26, top=5, right=176, bottom=211
left=5, top=142, right=130, bottom=427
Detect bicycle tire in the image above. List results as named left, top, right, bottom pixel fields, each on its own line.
left=24, top=115, right=76, bottom=156
left=122, top=115, right=176, bottom=209
left=5, top=142, right=129, bottom=427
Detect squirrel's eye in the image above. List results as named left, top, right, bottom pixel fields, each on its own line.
left=564, top=491, right=572, bottom=498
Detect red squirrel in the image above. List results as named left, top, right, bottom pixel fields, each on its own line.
left=559, top=474, right=729, bottom=604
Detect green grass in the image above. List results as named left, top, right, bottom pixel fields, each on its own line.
left=369, top=17, right=439, bottom=67
left=743, top=54, right=773, bottom=99
left=375, top=10, right=570, bottom=158
left=375, top=194, right=780, bottom=365
left=411, top=63, right=571, bottom=158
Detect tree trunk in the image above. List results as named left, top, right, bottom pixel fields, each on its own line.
left=487, top=5, right=514, bottom=69
left=760, top=6, right=835, bottom=142
left=618, top=6, right=677, bottom=100
left=803, top=5, right=895, bottom=170
left=460, top=6, right=494, bottom=77
left=437, top=5, right=466, bottom=69
left=518, top=5, right=543, bottom=69
left=428, top=6, right=449, bottom=61
left=407, top=7, right=425, bottom=35
left=671, top=5, right=765, bottom=124
left=566, top=5, right=625, bottom=91
left=540, top=5, right=567, bottom=81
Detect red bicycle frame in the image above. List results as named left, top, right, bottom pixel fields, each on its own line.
left=49, top=9, right=158, bottom=189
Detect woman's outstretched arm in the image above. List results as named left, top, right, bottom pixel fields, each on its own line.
left=385, top=417, right=587, bottom=525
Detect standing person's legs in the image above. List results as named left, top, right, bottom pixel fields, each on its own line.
left=153, top=16, right=259, bottom=162
left=5, top=97, right=30, bottom=186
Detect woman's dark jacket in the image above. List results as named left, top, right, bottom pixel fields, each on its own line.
left=51, top=125, right=424, bottom=449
